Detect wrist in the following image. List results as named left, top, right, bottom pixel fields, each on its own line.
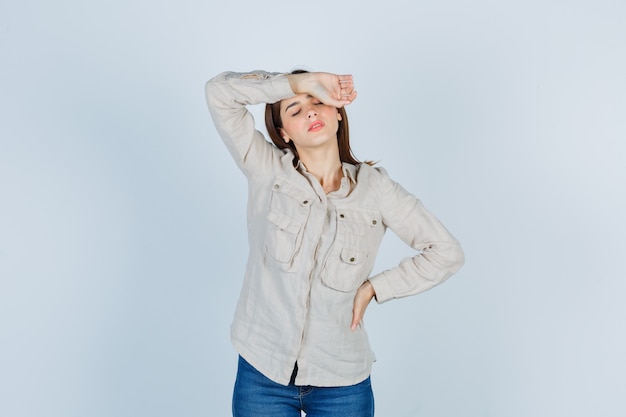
left=363, top=280, right=376, bottom=300
left=287, top=72, right=318, bottom=95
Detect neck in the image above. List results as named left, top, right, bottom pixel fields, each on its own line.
left=297, top=148, right=344, bottom=194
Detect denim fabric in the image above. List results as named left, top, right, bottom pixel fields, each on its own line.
left=233, top=356, right=375, bottom=417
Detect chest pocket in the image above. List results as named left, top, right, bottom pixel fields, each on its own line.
left=264, top=177, right=315, bottom=269
left=321, top=208, right=383, bottom=292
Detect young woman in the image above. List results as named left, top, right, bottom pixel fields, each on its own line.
left=205, top=70, right=464, bottom=417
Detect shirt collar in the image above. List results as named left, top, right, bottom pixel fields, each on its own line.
left=342, top=163, right=357, bottom=184
left=295, top=160, right=357, bottom=184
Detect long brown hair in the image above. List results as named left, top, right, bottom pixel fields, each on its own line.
left=264, top=69, right=369, bottom=167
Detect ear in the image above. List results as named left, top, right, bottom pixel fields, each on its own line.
left=280, top=128, right=291, bottom=144
left=337, top=112, right=343, bottom=121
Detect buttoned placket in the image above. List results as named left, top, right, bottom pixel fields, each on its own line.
left=292, top=166, right=353, bottom=383
left=294, top=171, right=328, bottom=375
left=298, top=192, right=326, bottom=362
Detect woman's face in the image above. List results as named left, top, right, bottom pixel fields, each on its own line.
left=279, top=94, right=341, bottom=153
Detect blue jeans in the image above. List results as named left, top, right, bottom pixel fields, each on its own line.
left=232, top=356, right=375, bottom=417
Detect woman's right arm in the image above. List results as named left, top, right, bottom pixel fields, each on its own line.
left=205, top=71, right=294, bottom=176
left=205, top=71, right=356, bottom=175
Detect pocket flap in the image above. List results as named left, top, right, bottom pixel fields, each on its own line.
left=267, top=209, right=301, bottom=235
left=340, top=248, right=368, bottom=265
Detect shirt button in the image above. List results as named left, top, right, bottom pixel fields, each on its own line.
left=339, top=214, right=345, bottom=219
left=273, top=184, right=279, bottom=189
left=372, top=220, right=377, bottom=225
left=303, top=200, right=309, bottom=205
left=350, top=257, right=355, bottom=262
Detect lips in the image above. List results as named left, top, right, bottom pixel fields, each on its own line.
left=308, top=121, right=325, bottom=132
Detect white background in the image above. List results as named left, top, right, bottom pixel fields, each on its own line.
left=1, top=1, right=625, bottom=416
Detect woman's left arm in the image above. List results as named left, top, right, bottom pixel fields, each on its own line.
left=367, top=168, right=465, bottom=304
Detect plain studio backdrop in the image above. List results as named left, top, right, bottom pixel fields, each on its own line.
left=1, top=1, right=625, bottom=416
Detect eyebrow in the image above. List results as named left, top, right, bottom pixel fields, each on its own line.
left=284, top=101, right=300, bottom=113
left=283, top=95, right=313, bottom=113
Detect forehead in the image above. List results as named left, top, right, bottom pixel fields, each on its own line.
left=280, top=93, right=312, bottom=113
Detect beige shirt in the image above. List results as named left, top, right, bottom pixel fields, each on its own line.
left=205, top=71, right=465, bottom=387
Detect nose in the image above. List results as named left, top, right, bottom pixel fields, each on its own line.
left=306, top=107, right=318, bottom=119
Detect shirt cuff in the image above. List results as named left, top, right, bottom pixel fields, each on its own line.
left=269, top=74, right=295, bottom=103
left=368, top=272, right=394, bottom=304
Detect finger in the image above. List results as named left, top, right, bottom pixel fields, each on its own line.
left=338, top=76, right=354, bottom=93
left=340, top=87, right=354, bottom=98
left=337, top=91, right=357, bottom=108
left=339, top=79, right=353, bottom=89
left=343, top=90, right=357, bottom=101
left=339, top=79, right=356, bottom=100
left=339, top=80, right=354, bottom=94
left=351, top=300, right=363, bottom=331
left=337, top=74, right=353, bottom=84
left=351, top=310, right=361, bottom=331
